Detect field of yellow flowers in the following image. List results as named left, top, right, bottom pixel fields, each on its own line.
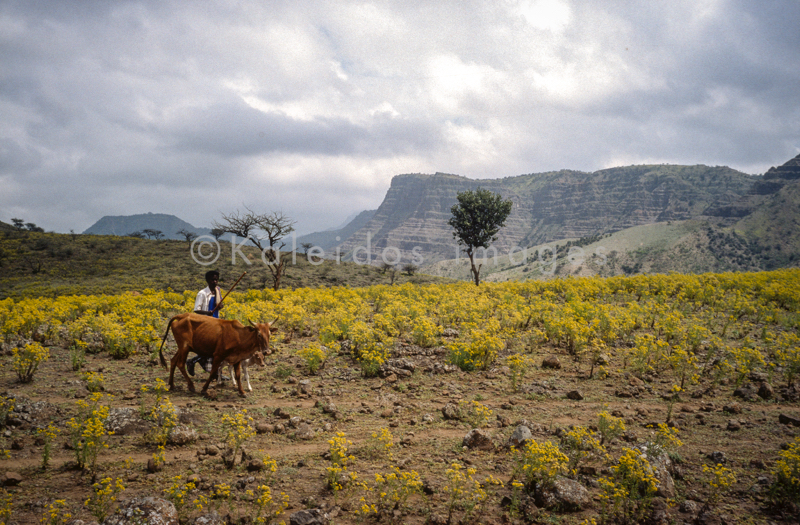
left=0, top=269, right=799, bottom=524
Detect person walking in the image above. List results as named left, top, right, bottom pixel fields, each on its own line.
left=186, top=269, right=224, bottom=375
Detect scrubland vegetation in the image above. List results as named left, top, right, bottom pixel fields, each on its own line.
left=0, top=269, right=799, bottom=523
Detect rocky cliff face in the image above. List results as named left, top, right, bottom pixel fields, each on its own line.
left=337, top=164, right=756, bottom=265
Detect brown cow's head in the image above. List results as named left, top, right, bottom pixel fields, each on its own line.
left=248, top=320, right=277, bottom=355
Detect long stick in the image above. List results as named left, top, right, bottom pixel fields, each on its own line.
left=211, top=271, right=246, bottom=314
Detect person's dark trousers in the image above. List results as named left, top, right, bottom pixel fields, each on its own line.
left=186, top=355, right=210, bottom=376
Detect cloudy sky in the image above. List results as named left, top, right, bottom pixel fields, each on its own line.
left=1, top=0, right=799, bottom=235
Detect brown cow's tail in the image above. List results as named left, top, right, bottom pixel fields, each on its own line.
left=158, top=316, right=179, bottom=370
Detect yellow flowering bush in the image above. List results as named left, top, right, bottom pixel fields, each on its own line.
left=458, top=399, right=493, bottom=428
left=411, top=316, right=440, bottom=347
left=770, top=437, right=800, bottom=506
left=297, top=343, right=326, bottom=375
left=85, top=477, right=125, bottom=522
left=66, top=392, right=113, bottom=473
left=40, top=499, right=71, bottom=525
left=506, top=353, right=533, bottom=392
left=365, top=427, right=394, bottom=460
left=702, top=464, right=736, bottom=506
left=372, top=466, right=424, bottom=515
left=252, top=484, right=289, bottom=524
left=221, top=409, right=255, bottom=468
left=0, top=489, right=11, bottom=524
left=12, top=342, right=49, bottom=383
left=598, top=448, right=658, bottom=524
left=444, top=463, right=498, bottom=523
left=37, top=423, right=59, bottom=470
left=514, top=440, right=569, bottom=489
left=164, top=475, right=196, bottom=520
left=0, top=395, right=15, bottom=426
left=597, top=410, right=626, bottom=445
left=561, top=426, right=605, bottom=471
left=326, top=432, right=357, bottom=492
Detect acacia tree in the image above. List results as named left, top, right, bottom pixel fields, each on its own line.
left=213, top=207, right=296, bottom=290
left=176, top=228, right=197, bottom=242
left=448, top=188, right=513, bottom=286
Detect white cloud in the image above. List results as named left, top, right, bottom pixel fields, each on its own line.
left=0, top=0, right=798, bottom=233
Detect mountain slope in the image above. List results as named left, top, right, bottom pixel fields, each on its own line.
left=338, top=165, right=755, bottom=266
left=83, top=213, right=210, bottom=240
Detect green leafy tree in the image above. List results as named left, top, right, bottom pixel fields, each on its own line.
left=448, top=188, right=513, bottom=285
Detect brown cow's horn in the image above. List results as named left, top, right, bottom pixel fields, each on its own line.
left=247, top=319, right=256, bottom=327
left=270, top=318, right=279, bottom=326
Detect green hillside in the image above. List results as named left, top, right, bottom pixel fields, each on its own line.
left=0, top=230, right=450, bottom=299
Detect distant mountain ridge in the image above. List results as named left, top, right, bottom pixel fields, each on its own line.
left=333, top=164, right=756, bottom=265
left=83, top=213, right=211, bottom=239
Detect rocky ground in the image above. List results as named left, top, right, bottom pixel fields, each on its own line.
left=1, top=335, right=799, bottom=525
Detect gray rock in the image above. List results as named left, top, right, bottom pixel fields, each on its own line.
left=256, top=423, right=274, bottom=434
left=167, top=425, right=197, bottom=446
left=566, top=390, right=583, bottom=401
left=193, top=511, right=225, bottom=525
left=462, top=429, right=495, bottom=451
left=295, top=423, right=315, bottom=440
left=536, top=476, right=590, bottom=510
left=595, top=353, right=610, bottom=366
left=507, top=425, right=532, bottom=449
left=441, top=403, right=460, bottom=420
left=205, top=445, right=220, bottom=456
left=733, top=385, right=758, bottom=402
left=541, top=356, right=561, bottom=369
left=289, top=509, right=329, bottom=525
left=104, top=407, right=152, bottom=436
left=102, top=497, right=178, bottom=525
left=1, top=472, right=23, bottom=487
left=635, top=444, right=675, bottom=498
left=722, top=403, right=742, bottom=414
left=707, top=451, right=726, bottom=464
left=779, top=413, right=800, bottom=426
left=726, top=420, right=741, bottom=431
left=757, top=382, right=774, bottom=400
left=680, top=500, right=701, bottom=515
left=442, top=328, right=459, bottom=338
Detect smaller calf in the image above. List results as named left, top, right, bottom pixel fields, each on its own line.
left=215, top=351, right=266, bottom=392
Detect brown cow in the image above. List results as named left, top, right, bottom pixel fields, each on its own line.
left=158, top=313, right=276, bottom=397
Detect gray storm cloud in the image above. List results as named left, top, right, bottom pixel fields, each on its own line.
left=0, top=0, right=798, bottom=234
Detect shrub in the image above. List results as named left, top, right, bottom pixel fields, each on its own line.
left=561, top=425, right=605, bottom=471
left=297, top=343, right=326, bottom=375
left=448, top=330, right=503, bottom=371
left=411, top=316, right=439, bottom=347
left=506, top=353, right=533, bottom=392
left=702, top=463, right=736, bottom=506
left=770, top=437, right=800, bottom=506
left=458, top=399, right=493, bottom=428
left=85, top=477, right=125, bottom=522
left=12, top=342, right=49, bottom=382
left=513, top=440, right=569, bottom=489
left=221, top=409, right=255, bottom=468
left=597, top=410, right=626, bottom=445
left=598, top=448, right=658, bottom=524
left=66, top=392, right=113, bottom=473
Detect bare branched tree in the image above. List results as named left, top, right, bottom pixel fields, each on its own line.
left=176, top=228, right=198, bottom=242
left=214, top=207, right=296, bottom=290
